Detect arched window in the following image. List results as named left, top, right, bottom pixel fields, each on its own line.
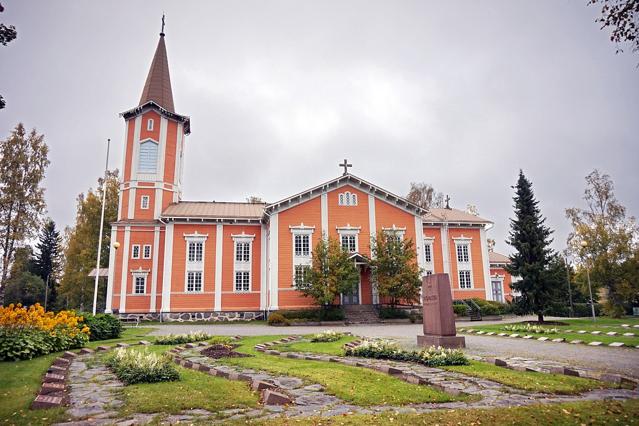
left=339, top=194, right=344, bottom=205
left=351, top=194, right=357, bottom=205
left=345, top=192, right=351, bottom=205
left=138, top=140, right=158, bottom=173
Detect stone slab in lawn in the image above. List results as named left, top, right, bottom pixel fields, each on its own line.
left=537, top=337, right=549, bottom=341
left=552, top=338, right=565, bottom=342
left=53, top=357, right=71, bottom=367
left=606, top=332, right=618, bottom=336
left=44, top=373, right=65, bottom=383
left=623, top=333, right=635, bottom=337
left=550, top=366, right=580, bottom=377
left=569, top=340, right=583, bottom=344
left=591, top=331, right=601, bottom=335
left=79, top=348, right=94, bottom=355
left=609, top=342, right=625, bottom=347
left=588, top=341, right=603, bottom=346
left=498, top=333, right=507, bottom=336
left=40, top=382, right=66, bottom=395
left=577, top=330, right=587, bottom=334
left=31, top=395, right=63, bottom=409
left=262, top=389, right=292, bottom=405
left=62, top=351, right=77, bottom=359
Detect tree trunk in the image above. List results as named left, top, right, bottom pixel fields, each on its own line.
left=537, top=312, right=544, bottom=323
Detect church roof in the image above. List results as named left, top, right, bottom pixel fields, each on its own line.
left=162, top=201, right=266, bottom=221
left=489, top=251, right=511, bottom=264
left=423, top=207, right=492, bottom=225
left=139, top=34, right=174, bottom=112
left=264, top=173, right=427, bottom=217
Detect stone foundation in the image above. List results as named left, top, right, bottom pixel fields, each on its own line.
left=117, top=311, right=265, bottom=323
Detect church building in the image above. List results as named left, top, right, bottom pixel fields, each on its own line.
left=105, top=31, right=514, bottom=320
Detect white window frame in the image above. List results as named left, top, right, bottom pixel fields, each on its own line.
left=382, top=225, right=406, bottom=243
left=147, top=118, right=154, bottom=131
left=131, top=269, right=149, bottom=295
left=337, top=191, right=358, bottom=206
left=131, top=244, right=140, bottom=259
left=294, top=264, right=311, bottom=287
left=232, top=233, right=255, bottom=293
left=337, top=226, right=361, bottom=253
left=453, top=237, right=473, bottom=289
left=290, top=225, right=315, bottom=286
left=184, top=233, right=207, bottom=293
left=140, top=195, right=150, bottom=210
left=143, top=244, right=152, bottom=259
left=424, top=236, right=435, bottom=275
left=137, top=139, right=159, bottom=176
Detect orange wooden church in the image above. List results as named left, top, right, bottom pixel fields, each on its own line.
left=105, top=31, right=514, bottom=320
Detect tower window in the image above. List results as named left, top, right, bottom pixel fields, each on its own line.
left=140, top=195, right=150, bottom=209
left=147, top=119, right=154, bottom=131
left=138, top=140, right=158, bottom=173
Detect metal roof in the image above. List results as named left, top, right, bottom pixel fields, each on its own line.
left=162, top=201, right=266, bottom=220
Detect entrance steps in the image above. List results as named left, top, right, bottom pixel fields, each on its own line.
left=343, top=305, right=380, bottom=324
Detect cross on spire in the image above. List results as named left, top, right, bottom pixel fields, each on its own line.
left=445, top=195, right=451, bottom=209
left=160, top=14, right=166, bottom=36
left=339, top=159, right=352, bottom=175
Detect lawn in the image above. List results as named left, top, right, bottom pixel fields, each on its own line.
left=272, top=334, right=357, bottom=356
left=222, top=335, right=463, bottom=406
left=442, top=360, right=616, bottom=394
left=0, top=327, right=154, bottom=426
left=460, top=317, right=639, bottom=346
left=228, top=399, right=639, bottom=426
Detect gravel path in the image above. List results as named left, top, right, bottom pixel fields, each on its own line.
left=146, top=318, right=639, bottom=379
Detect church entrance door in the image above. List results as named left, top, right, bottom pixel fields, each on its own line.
left=342, top=277, right=361, bottom=305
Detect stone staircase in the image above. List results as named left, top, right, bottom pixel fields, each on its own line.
left=343, top=305, right=380, bottom=324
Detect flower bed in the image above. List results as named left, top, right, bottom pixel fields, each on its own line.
left=503, top=324, right=559, bottom=334
left=106, top=348, right=179, bottom=384
left=0, top=303, right=89, bottom=361
left=154, top=331, right=217, bottom=345
left=344, top=339, right=469, bottom=367
left=310, top=330, right=344, bottom=342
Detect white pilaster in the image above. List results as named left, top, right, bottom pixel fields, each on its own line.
left=268, top=213, right=279, bottom=310
left=368, top=195, right=378, bottom=304
left=160, top=222, right=174, bottom=312
left=441, top=224, right=451, bottom=275
left=480, top=227, right=493, bottom=300
left=127, top=116, right=142, bottom=219
left=119, top=226, right=131, bottom=313
left=105, top=226, right=117, bottom=313
left=260, top=224, right=267, bottom=310
left=149, top=226, right=160, bottom=312
left=214, top=224, right=224, bottom=311
left=320, top=192, right=328, bottom=240
left=154, top=117, right=168, bottom=219
left=414, top=216, right=425, bottom=276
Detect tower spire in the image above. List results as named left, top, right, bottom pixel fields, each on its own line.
left=138, top=16, right=174, bottom=112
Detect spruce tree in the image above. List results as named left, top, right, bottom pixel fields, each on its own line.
left=33, top=219, right=62, bottom=308
left=506, top=170, right=554, bottom=323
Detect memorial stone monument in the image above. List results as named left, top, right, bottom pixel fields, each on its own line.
left=417, top=273, right=466, bottom=348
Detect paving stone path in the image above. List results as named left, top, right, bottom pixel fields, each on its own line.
left=52, top=342, right=639, bottom=425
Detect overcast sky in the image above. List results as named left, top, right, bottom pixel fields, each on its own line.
left=1, top=0, right=638, bottom=255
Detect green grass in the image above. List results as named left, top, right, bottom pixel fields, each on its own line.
left=118, top=364, right=259, bottom=415
left=272, top=335, right=357, bottom=356
left=460, top=317, right=639, bottom=346
left=228, top=399, right=639, bottom=425
left=442, top=360, right=616, bottom=394
left=0, top=327, right=153, bottom=426
left=223, top=335, right=463, bottom=406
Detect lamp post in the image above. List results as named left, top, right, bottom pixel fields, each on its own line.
left=92, top=138, right=111, bottom=315
left=580, top=240, right=596, bottom=322
left=563, top=255, right=574, bottom=317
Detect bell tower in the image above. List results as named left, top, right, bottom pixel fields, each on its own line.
left=118, top=24, right=190, bottom=222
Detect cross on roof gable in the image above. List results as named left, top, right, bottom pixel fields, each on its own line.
left=265, top=173, right=427, bottom=217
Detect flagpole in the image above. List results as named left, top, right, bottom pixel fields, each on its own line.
left=92, top=138, right=110, bottom=315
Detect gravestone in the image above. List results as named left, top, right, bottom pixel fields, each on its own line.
left=417, top=273, right=466, bottom=348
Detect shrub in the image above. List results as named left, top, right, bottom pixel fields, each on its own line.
left=453, top=305, right=468, bottom=316
left=378, top=307, right=409, bottom=319
left=0, top=303, right=89, bottom=361
left=106, top=348, right=179, bottom=385
left=468, top=298, right=511, bottom=316
left=278, top=306, right=345, bottom=322
left=81, top=313, right=123, bottom=341
left=154, top=331, right=212, bottom=345
left=345, top=339, right=469, bottom=367
left=503, top=324, right=558, bottom=334
left=267, top=313, right=290, bottom=326
left=310, top=330, right=343, bottom=342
